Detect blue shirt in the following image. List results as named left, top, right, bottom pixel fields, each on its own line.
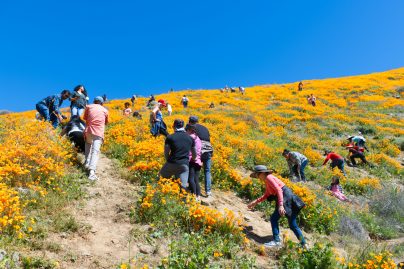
left=38, top=94, right=63, bottom=114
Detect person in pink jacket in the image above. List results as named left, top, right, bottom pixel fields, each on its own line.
left=83, top=96, right=109, bottom=181
left=186, top=124, right=202, bottom=200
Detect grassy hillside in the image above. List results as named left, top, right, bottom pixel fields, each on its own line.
left=0, top=68, right=403, bottom=268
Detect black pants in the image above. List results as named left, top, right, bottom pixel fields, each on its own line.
left=69, top=131, right=85, bottom=152
left=350, top=152, right=367, bottom=165
left=188, top=162, right=201, bottom=196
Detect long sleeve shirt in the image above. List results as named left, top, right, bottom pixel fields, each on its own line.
left=323, top=152, right=343, bottom=165
left=38, top=94, right=63, bottom=114
left=254, top=175, right=285, bottom=206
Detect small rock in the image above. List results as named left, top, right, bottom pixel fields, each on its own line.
left=139, top=244, right=154, bottom=254
left=12, top=252, right=19, bottom=263
left=0, top=249, right=7, bottom=261
left=60, top=232, right=68, bottom=239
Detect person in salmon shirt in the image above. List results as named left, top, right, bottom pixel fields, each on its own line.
left=83, top=96, right=109, bottom=181
left=247, top=165, right=306, bottom=248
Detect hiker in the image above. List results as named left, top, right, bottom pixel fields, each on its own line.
left=70, top=85, right=88, bottom=117
left=167, top=102, right=173, bottom=116
left=282, top=149, right=309, bottom=182
left=239, top=86, right=245, bottom=95
left=308, top=94, right=316, bottom=106
left=298, top=81, right=303, bottom=91
left=36, top=90, right=70, bottom=128
left=123, top=102, right=132, bottom=116
left=150, top=101, right=168, bottom=137
left=247, top=165, right=306, bottom=248
left=147, top=95, right=155, bottom=107
left=83, top=96, right=109, bottom=181
left=346, top=144, right=369, bottom=167
left=348, top=134, right=368, bottom=151
left=159, top=119, right=196, bottom=189
left=132, top=111, right=142, bottom=119
left=189, top=116, right=214, bottom=197
left=186, top=124, right=202, bottom=200
left=209, top=102, right=215, bottom=108
left=60, top=115, right=86, bottom=152
left=131, top=95, right=137, bottom=106
left=230, top=87, right=236, bottom=93
left=327, top=176, right=349, bottom=202
left=307, top=95, right=311, bottom=105
left=181, top=95, right=189, bottom=108
left=102, top=94, right=107, bottom=103
left=323, top=150, right=346, bottom=176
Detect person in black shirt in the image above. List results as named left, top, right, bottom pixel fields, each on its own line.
left=189, top=116, right=214, bottom=196
left=60, top=115, right=86, bottom=152
left=159, top=119, right=196, bottom=189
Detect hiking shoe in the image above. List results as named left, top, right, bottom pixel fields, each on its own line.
left=206, top=191, right=212, bottom=197
left=88, top=174, right=98, bottom=181
left=264, top=241, right=282, bottom=248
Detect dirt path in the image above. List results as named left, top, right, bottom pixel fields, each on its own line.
left=50, top=154, right=139, bottom=269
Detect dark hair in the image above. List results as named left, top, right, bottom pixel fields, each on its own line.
left=124, top=102, right=130, bottom=106
left=61, top=89, right=71, bottom=96
left=74, top=85, right=87, bottom=96
left=173, top=119, right=184, bottom=129
left=185, top=124, right=195, bottom=132
left=331, top=176, right=340, bottom=185
left=282, top=149, right=290, bottom=156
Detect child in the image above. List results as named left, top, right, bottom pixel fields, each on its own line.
left=123, top=102, right=132, bottom=116
left=327, top=176, right=348, bottom=202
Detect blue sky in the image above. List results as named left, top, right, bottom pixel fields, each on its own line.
left=1, top=0, right=403, bottom=111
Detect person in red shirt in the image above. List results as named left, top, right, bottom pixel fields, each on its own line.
left=247, top=165, right=306, bottom=248
left=323, top=150, right=346, bottom=176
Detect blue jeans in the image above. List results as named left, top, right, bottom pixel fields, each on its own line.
left=201, top=152, right=212, bottom=193
left=71, top=106, right=85, bottom=117
left=36, top=103, right=59, bottom=128
left=300, top=159, right=308, bottom=181
left=270, top=209, right=306, bottom=245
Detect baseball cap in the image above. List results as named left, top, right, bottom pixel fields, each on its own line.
left=94, top=96, right=104, bottom=103
left=189, top=116, right=198, bottom=124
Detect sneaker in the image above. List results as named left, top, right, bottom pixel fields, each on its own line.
left=264, top=241, right=282, bottom=248
left=206, top=191, right=212, bottom=197
left=84, top=163, right=90, bottom=170
left=88, top=173, right=98, bottom=181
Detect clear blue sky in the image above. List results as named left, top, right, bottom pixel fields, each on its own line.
left=1, top=0, right=403, bottom=111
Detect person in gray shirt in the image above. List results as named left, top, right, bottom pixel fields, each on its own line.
left=282, top=149, right=309, bottom=182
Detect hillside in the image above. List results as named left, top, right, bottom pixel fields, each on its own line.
left=0, top=68, right=403, bottom=268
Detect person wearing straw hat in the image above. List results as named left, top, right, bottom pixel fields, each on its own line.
left=83, top=96, right=109, bottom=181
left=247, top=165, right=306, bottom=248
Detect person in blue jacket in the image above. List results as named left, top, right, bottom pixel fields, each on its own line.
left=36, top=90, right=71, bottom=128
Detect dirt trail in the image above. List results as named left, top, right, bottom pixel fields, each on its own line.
left=50, top=154, right=139, bottom=269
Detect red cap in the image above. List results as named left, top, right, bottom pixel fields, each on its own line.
left=158, top=99, right=167, bottom=107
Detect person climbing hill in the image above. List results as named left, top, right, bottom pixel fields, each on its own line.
left=282, top=149, right=308, bottom=182
left=150, top=101, right=168, bottom=137
left=186, top=124, right=203, bottom=201
left=247, top=165, right=306, bottom=248
left=36, top=90, right=70, bottom=128
left=83, top=96, right=109, bottom=181
left=70, top=85, right=88, bottom=117
left=61, top=115, right=86, bottom=152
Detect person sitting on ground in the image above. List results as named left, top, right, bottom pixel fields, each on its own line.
left=70, top=85, right=87, bottom=117
left=327, top=176, right=349, bottom=202
left=150, top=101, right=168, bottom=137
left=186, top=124, right=203, bottom=201
left=132, top=111, right=142, bottom=119
left=181, top=95, right=189, bottom=108
left=323, top=150, right=346, bottom=176
left=36, top=90, right=70, bottom=128
left=282, top=149, right=309, bottom=182
left=346, top=144, right=369, bottom=167
left=83, top=96, right=109, bottom=181
left=60, top=115, right=86, bottom=152
left=247, top=165, right=306, bottom=248
left=159, top=119, right=196, bottom=189
left=123, top=102, right=132, bottom=116
left=189, top=116, right=214, bottom=197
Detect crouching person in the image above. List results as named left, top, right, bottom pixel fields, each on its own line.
left=247, top=165, right=307, bottom=248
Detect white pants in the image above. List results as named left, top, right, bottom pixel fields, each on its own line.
left=84, top=133, right=103, bottom=171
